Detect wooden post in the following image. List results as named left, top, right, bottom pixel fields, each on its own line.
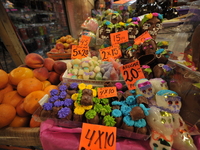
left=0, top=2, right=26, bottom=66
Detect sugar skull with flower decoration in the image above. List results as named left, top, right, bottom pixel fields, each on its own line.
left=135, top=78, right=155, bottom=104
left=149, top=78, right=168, bottom=94
left=98, top=20, right=114, bottom=39
left=155, top=90, right=181, bottom=114
left=141, top=38, right=157, bottom=55
left=126, top=17, right=140, bottom=40
left=115, top=22, right=126, bottom=33
left=107, top=11, right=122, bottom=24
left=140, top=12, right=163, bottom=39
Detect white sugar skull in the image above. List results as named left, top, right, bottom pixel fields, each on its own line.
left=146, top=106, right=174, bottom=150
left=156, top=90, right=181, bottom=114
left=149, top=78, right=168, bottom=94
left=135, top=78, right=155, bottom=100
left=172, top=114, right=197, bottom=150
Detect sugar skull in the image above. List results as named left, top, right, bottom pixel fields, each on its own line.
left=155, top=90, right=181, bottom=114
left=149, top=78, right=168, bottom=94
left=98, top=21, right=113, bottom=39
left=115, top=22, right=126, bottom=33
left=146, top=106, right=174, bottom=150
left=140, top=13, right=163, bottom=39
left=172, top=114, right=197, bottom=150
left=140, top=38, right=157, bottom=55
left=135, top=78, right=155, bottom=101
left=109, top=12, right=122, bottom=24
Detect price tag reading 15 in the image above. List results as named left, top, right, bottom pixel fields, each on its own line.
left=110, top=30, right=128, bottom=45
left=79, top=123, right=116, bottom=150
left=99, top=44, right=122, bottom=61
left=71, top=45, right=89, bottom=59
left=120, top=60, right=145, bottom=90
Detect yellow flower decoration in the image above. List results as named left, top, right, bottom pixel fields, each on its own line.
left=162, top=41, right=169, bottom=45
left=86, top=84, right=93, bottom=89
left=74, top=107, right=85, bottom=115
left=119, top=22, right=125, bottom=27
left=146, top=13, right=153, bottom=19
left=71, top=93, right=79, bottom=101
left=92, top=89, right=97, bottom=97
left=127, top=18, right=132, bottom=23
left=78, top=83, right=86, bottom=90
left=74, top=102, right=81, bottom=107
left=82, top=105, right=93, bottom=110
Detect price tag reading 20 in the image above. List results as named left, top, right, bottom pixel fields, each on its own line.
left=79, top=123, right=116, bottom=150
left=120, top=60, right=145, bottom=90
left=71, top=45, right=89, bottom=59
left=110, top=30, right=128, bottom=45
left=99, top=44, right=122, bottom=61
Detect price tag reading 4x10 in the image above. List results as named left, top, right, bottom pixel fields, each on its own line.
left=120, top=60, right=145, bottom=90
left=71, top=45, right=89, bottom=59
left=98, top=87, right=117, bottom=99
left=79, top=123, right=116, bottom=150
left=99, top=44, right=122, bottom=61
left=110, top=30, right=128, bottom=45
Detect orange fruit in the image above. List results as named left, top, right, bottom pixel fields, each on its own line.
left=0, top=84, right=13, bottom=104
left=29, top=117, right=41, bottom=128
left=9, top=67, right=34, bottom=86
left=24, top=90, right=46, bottom=114
left=43, top=85, right=58, bottom=95
left=42, top=80, right=51, bottom=90
left=17, top=78, right=43, bottom=97
left=9, top=115, right=30, bottom=127
left=16, top=100, right=31, bottom=117
left=0, top=104, right=16, bottom=128
left=2, top=90, right=23, bottom=107
left=0, top=69, right=8, bottom=89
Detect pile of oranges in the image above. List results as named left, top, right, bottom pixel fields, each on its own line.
left=0, top=68, right=58, bottom=129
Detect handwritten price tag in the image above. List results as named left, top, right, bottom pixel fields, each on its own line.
left=99, top=44, right=122, bottom=61
left=71, top=45, right=89, bottom=59
left=98, top=87, right=117, bottom=99
left=120, top=60, right=145, bottom=90
left=110, top=30, right=128, bottom=45
left=79, top=35, right=91, bottom=46
left=134, top=31, right=152, bottom=45
left=79, top=123, right=116, bottom=150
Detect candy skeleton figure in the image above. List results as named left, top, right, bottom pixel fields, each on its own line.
left=147, top=90, right=197, bottom=150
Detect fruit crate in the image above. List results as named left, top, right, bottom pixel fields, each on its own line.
left=0, top=127, right=42, bottom=147
left=46, top=52, right=71, bottom=61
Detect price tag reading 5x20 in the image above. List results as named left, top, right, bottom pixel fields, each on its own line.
left=110, top=30, right=128, bottom=45
left=120, top=60, right=145, bottom=90
left=71, top=45, right=89, bottom=59
left=99, top=44, right=122, bottom=61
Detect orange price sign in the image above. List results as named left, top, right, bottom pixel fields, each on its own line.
left=79, top=35, right=91, bottom=46
left=110, top=30, right=128, bottom=45
left=71, top=45, right=89, bottom=59
left=98, top=87, right=117, bottom=99
left=120, top=60, right=145, bottom=90
left=79, top=123, right=116, bottom=150
left=99, top=44, right=122, bottom=61
left=134, top=31, right=152, bottom=45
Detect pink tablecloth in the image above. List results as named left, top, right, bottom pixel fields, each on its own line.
left=40, top=119, right=200, bottom=150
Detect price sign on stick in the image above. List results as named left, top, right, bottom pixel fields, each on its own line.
left=98, top=87, right=117, bottom=99
left=79, top=123, right=116, bottom=150
left=79, top=35, right=91, bottom=46
left=99, top=44, right=122, bottom=61
left=110, top=30, right=128, bottom=45
left=71, top=45, right=89, bottom=59
left=120, top=60, right=145, bottom=90
left=134, top=31, right=152, bottom=45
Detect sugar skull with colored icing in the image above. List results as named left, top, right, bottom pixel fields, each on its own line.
left=98, top=21, right=114, bottom=39
left=146, top=106, right=174, bottom=150
left=155, top=90, right=181, bottom=114
left=140, top=38, right=157, bottom=55
left=135, top=78, right=155, bottom=100
left=149, top=78, right=168, bottom=94
left=140, top=13, right=163, bottom=39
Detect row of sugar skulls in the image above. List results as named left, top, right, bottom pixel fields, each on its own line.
left=135, top=78, right=197, bottom=150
